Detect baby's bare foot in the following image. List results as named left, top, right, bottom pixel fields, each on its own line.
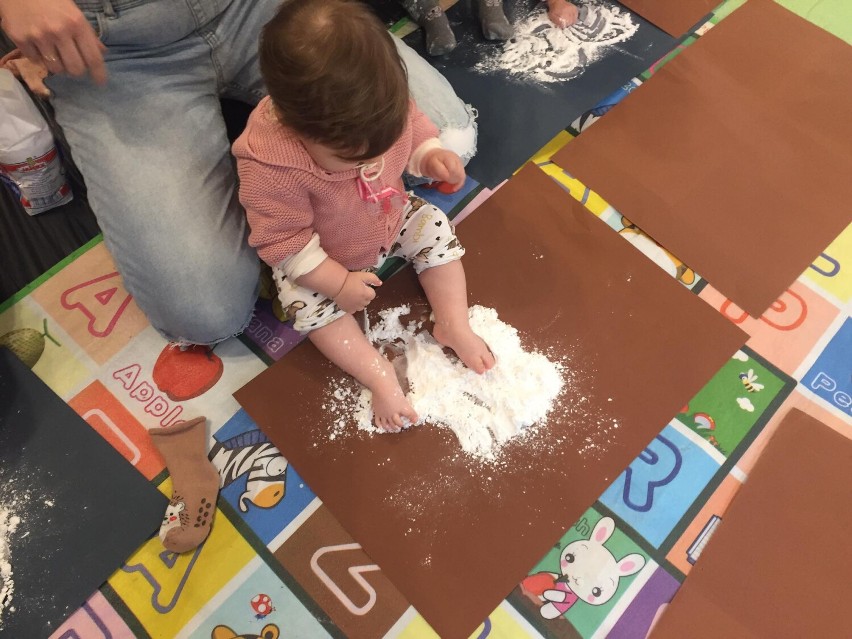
left=434, top=323, right=496, bottom=374
left=370, top=363, right=418, bottom=432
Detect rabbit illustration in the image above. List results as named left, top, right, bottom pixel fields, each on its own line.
left=523, top=516, right=645, bottom=619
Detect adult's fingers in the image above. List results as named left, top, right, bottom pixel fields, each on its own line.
left=17, top=41, right=45, bottom=70
left=76, top=29, right=107, bottom=84
left=27, top=27, right=105, bottom=83
left=33, top=40, right=65, bottom=76
left=56, top=37, right=87, bottom=76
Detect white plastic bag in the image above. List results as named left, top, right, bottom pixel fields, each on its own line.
left=0, top=68, right=72, bottom=215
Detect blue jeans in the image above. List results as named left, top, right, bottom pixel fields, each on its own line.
left=47, top=0, right=477, bottom=345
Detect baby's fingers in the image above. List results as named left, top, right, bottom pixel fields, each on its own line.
left=428, top=157, right=451, bottom=182
left=360, top=272, right=382, bottom=287
left=446, top=158, right=466, bottom=186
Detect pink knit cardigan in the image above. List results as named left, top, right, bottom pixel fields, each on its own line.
left=233, top=97, right=439, bottom=270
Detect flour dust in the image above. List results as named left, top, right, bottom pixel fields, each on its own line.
left=323, top=305, right=567, bottom=460
left=475, top=2, right=638, bottom=84
left=0, top=472, right=58, bottom=627
left=0, top=503, right=22, bottom=628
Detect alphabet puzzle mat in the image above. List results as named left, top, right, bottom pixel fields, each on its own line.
left=0, top=2, right=850, bottom=637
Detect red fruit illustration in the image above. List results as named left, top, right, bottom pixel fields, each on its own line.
left=152, top=345, right=223, bottom=401
left=521, top=571, right=557, bottom=597
left=422, top=180, right=463, bottom=194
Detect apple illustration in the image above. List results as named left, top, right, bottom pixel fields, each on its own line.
left=152, top=345, right=224, bottom=401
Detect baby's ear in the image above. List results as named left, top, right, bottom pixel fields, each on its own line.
left=616, top=553, right=645, bottom=577
left=592, top=517, right=615, bottom=544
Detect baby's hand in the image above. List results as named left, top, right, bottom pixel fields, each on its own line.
left=422, top=149, right=466, bottom=189
left=333, top=271, right=382, bottom=314
left=548, top=0, right=579, bottom=28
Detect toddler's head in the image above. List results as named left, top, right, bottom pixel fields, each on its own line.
left=260, top=0, right=410, bottom=162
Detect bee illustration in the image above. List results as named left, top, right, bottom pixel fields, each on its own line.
left=738, top=369, right=764, bottom=393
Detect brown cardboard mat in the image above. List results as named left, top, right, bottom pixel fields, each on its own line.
left=554, top=0, right=852, bottom=318
left=235, top=163, right=746, bottom=638
left=652, top=408, right=852, bottom=638
left=617, top=0, right=718, bottom=36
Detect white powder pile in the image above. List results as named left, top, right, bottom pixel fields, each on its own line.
left=475, top=3, right=638, bottom=84
left=325, top=305, right=565, bottom=459
left=0, top=506, right=21, bottom=628
left=439, top=125, right=477, bottom=163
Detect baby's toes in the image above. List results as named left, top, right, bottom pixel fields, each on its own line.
left=402, top=406, right=419, bottom=424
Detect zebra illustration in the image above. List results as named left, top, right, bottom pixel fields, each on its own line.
left=209, top=430, right=288, bottom=512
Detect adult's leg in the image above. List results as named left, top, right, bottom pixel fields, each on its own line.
left=46, top=0, right=259, bottom=345
left=392, top=35, right=478, bottom=164
left=399, top=0, right=457, bottom=57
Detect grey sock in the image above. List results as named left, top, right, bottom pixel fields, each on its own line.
left=403, top=0, right=457, bottom=56
left=424, top=4, right=457, bottom=56
left=478, top=0, right=513, bottom=41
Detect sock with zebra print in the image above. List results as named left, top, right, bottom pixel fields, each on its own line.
left=150, top=416, right=220, bottom=553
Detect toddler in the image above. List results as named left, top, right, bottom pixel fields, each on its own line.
left=234, top=0, right=495, bottom=431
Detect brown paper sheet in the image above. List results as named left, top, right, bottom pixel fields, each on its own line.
left=553, top=0, right=852, bottom=318
left=235, top=163, right=746, bottom=639
left=617, top=0, right=717, bottom=36
left=652, top=408, right=852, bottom=638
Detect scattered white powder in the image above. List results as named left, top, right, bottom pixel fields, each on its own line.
left=326, top=305, right=565, bottom=459
left=475, top=3, right=638, bottom=84
left=0, top=470, right=58, bottom=628
left=0, top=506, right=22, bottom=628
left=439, top=126, right=477, bottom=163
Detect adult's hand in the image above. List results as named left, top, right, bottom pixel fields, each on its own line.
left=0, top=49, right=51, bottom=97
left=547, top=0, right=579, bottom=28
left=0, top=0, right=107, bottom=84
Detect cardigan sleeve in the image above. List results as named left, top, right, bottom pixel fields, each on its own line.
left=408, top=100, right=440, bottom=153
left=236, top=158, right=315, bottom=267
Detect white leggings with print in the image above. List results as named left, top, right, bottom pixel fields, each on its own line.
left=273, top=196, right=465, bottom=333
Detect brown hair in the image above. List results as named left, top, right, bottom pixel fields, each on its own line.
left=260, top=0, right=410, bottom=161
